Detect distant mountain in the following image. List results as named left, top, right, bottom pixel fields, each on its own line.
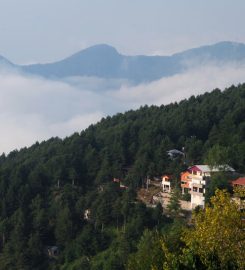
left=22, top=44, right=123, bottom=79
left=0, top=55, right=14, bottom=69
left=1, top=41, right=245, bottom=83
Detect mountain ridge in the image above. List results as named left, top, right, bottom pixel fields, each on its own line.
left=1, top=41, right=245, bottom=83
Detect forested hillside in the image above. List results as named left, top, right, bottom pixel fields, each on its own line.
left=0, top=84, right=244, bottom=269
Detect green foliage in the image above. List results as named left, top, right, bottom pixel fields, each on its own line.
left=205, top=172, right=232, bottom=202
left=183, top=190, right=245, bottom=270
left=181, top=192, right=191, bottom=202
left=204, top=144, right=230, bottom=168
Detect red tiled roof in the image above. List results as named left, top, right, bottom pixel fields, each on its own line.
left=232, top=177, right=245, bottom=186
left=181, top=171, right=191, bottom=181
left=188, top=164, right=235, bottom=173
left=188, top=165, right=202, bottom=172
left=162, top=174, right=172, bottom=178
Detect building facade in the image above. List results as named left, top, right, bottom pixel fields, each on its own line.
left=183, top=165, right=235, bottom=209
left=162, top=175, right=171, bottom=193
left=180, top=171, right=192, bottom=194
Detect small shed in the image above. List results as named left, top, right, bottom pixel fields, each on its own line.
left=47, top=246, right=59, bottom=258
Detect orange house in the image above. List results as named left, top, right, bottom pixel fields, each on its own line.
left=181, top=171, right=192, bottom=194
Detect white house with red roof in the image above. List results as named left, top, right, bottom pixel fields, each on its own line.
left=188, top=164, right=235, bottom=209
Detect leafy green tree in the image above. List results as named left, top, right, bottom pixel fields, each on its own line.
left=182, top=190, right=245, bottom=270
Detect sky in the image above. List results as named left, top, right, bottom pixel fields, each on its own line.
left=0, top=0, right=245, bottom=63
left=0, top=0, right=245, bottom=153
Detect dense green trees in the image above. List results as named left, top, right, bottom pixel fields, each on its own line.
left=0, top=84, right=244, bottom=269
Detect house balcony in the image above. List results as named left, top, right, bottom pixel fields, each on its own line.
left=191, top=175, right=210, bottom=181
left=190, top=190, right=204, bottom=196
left=190, top=175, right=204, bottom=180
left=191, top=179, right=206, bottom=186
left=191, top=183, right=203, bottom=189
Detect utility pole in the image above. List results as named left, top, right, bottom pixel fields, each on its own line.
left=146, top=176, right=149, bottom=191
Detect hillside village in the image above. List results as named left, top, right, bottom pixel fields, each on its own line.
left=109, top=148, right=245, bottom=214
left=135, top=161, right=245, bottom=212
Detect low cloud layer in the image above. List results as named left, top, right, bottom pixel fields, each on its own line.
left=0, top=64, right=245, bottom=153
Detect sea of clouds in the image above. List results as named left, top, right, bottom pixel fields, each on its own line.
left=0, top=63, right=245, bottom=153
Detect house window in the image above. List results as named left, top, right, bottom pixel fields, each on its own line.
left=193, top=171, right=197, bottom=175
left=193, top=187, right=198, bottom=192
left=199, top=188, right=203, bottom=193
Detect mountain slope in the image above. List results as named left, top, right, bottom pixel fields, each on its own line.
left=0, top=55, right=14, bottom=69
left=22, top=44, right=123, bottom=79
left=21, top=44, right=175, bottom=81
left=0, top=83, right=244, bottom=269
left=172, top=41, right=245, bottom=62
left=1, top=41, right=245, bottom=83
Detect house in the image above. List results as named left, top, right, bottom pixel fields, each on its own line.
left=112, top=178, right=128, bottom=189
left=231, top=177, right=245, bottom=211
left=180, top=171, right=192, bottom=194
left=84, top=209, right=91, bottom=220
left=231, top=177, right=245, bottom=188
left=113, top=178, right=120, bottom=183
left=166, top=149, right=184, bottom=159
left=119, top=183, right=128, bottom=189
left=187, top=165, right=235, bottom=209
left=147, top=177, right=162, bottom=188
left=47, top=246, right=59, bottom=258
left=162, top=175, right=172, bottom=193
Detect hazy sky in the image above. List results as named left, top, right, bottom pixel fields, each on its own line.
left=1, top=64, right=245, bottom=153
left=0, top=0, right=245, bottom=153
left=0, top=0, right=245, bottom=64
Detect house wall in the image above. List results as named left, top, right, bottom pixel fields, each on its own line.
left=180, top=200, right=192, bottom=211
left=191, top=193, right=205, bottom=209
left=162, top=181, right=171, bottom=192
left=188, top=169, right=208, bottom=209
left=181, top=171, right=192, bottom=194
left=162, top=175, right=171, bottom=193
